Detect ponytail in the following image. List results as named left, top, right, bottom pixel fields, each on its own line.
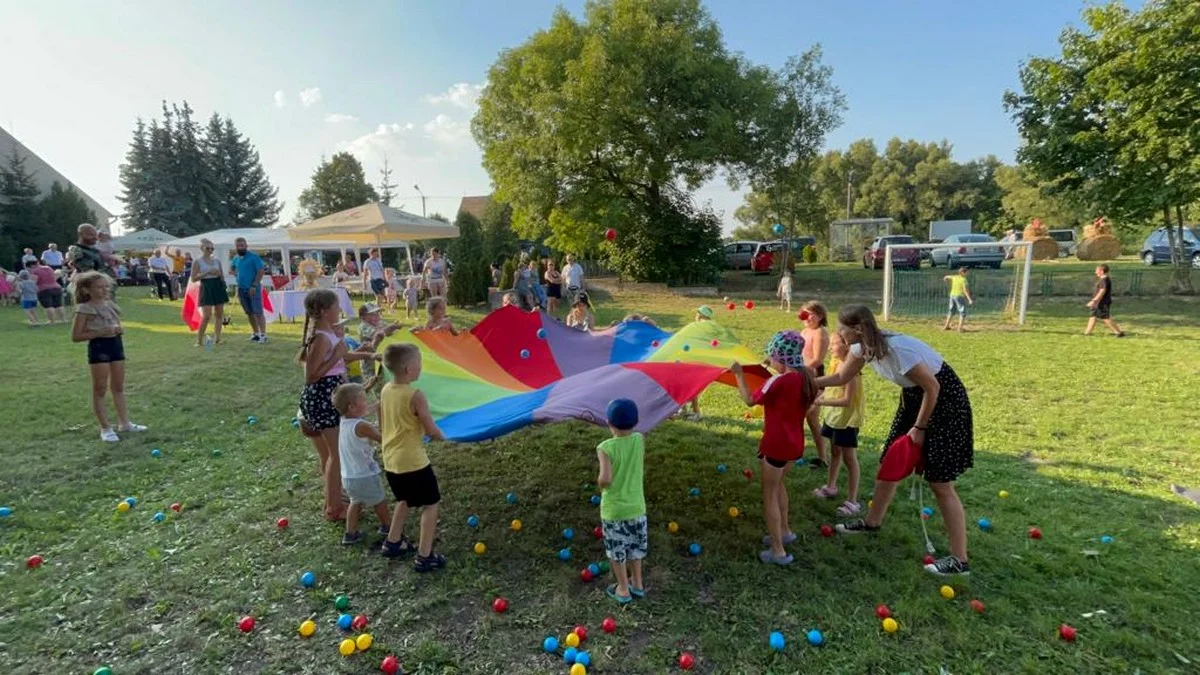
left=295, top=313, right=313, bottom=363
left=296, top=288, right=340, bottom=364
left=838, top=304, right=889, bottom=361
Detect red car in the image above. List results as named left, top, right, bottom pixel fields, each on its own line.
left=863, top=235, right=921, bottom=270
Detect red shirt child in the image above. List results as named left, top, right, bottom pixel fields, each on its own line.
left=753, top=371, right=809, bottom=463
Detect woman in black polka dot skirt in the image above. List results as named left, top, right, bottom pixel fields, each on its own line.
left=816, top=305, right=974, bottom=576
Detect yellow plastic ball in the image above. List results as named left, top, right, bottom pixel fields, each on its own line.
left=298, top=620, right=316, bottom=637
left=474, top=542, right=487, bottom=555
left=355, top=633, right=373, bottom=651
left=728, top=507, right=739, bottom=518
left=668, top=521, right=679, bottom=533
left=510, top=519, right=522, bottom=531
left=570, top=664, right=587, bottom=675
left=998, top=490, right=1010, bottom=499
left=868, top=500, right=874, bottom=509
left=338, top=638, right=356, bottom=656
left=882, top=618, right=898, bottom=633
left=564, top=632, right=580, bottom=648
left=940, top=585, right=955, bottom=600
left=116, top=501, right=130, bottom=513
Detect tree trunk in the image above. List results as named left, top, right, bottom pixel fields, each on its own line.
left=1167, top=205, right=1194, bottom=294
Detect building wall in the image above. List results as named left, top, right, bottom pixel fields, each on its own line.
left=0, top=125, right=114, bottom=225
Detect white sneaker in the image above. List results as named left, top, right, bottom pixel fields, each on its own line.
left=249, top=334, right=261, bottom=343
left=257, top=335, right=268, bottom=344
left=100, top=428, right=120, bottom=442
left=119, top=423, right=148, bottom=433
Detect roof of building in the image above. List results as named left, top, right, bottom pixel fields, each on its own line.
left=0, top=125, right=114, bottom=225
left=457, top=195, right=492, bottom=221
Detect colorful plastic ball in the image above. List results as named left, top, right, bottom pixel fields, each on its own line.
left=710, top=339, right=720, bottom=347
left=744, top=300, right=755, bottom=310
left=212, top=449, right=222, bottom=457
left=688, top=487, right=700, bottom=497
left=940, top=585, right=956, bottom=600
left=152, top=511, right=165, bottom=523
left=116, top=501, right=130, bottom=513
left=574, top=625, right=588, bottom=642
left=716, top=463, right=727, bottom=473
left=998, top=490, right=1010, bottom=498
left=970, top=599, right=986, bottom=614
left=543, top=636, right=559, bottom=653
left=473, top=542, right=487, bottom=555
left=820, top=524, right=834, bottom=537
left=300, top=571, right=316, bottom=587
left=93, top=668, right=113, bottom=675
left=580, top=568, right=594, bottom=582
left=492, top=597, right=508, bottom=613
left=921, top=506, right=934, bottom=517
left=536, top=328, right=547, bottom=339
left=563, top=645, right=578, bottom=664
left=380, top=655, right=401, bottom=674
left=875, top=604, right=891, bottom=619
left=587, top=563, right=601, bottom=576
left=977, top=517, right=992, bottom=531
left=0, top=506, right=10, bottom=518
left=726, top=302, right=736, bottom=310
left=290, top=473, right=301, bottom=482
left=743, top=468, right=753, bottom=480
left=728, top=507, right=739, bottom=518
left=299, top=619, right=316, bottom=637
left=519, top=349, right=531, bottom=359
left=352, top=615, right=369, bottom=631
left=563, top=528, right=575, bottom=540
left=339, top=638, right=356, bottom=656
left=570, top=664, right=586, bottom=675
left=151, top=449, right=162, bottom=458
left=559, top=548, right=572, bottom=561
left=276, top=517, right=289, bottom=529
left=1100, top=535, right=1114, bottom=544
left=590, top=495, right=601, bottom=506
left=688, top=543, right=702, bottom=556
left=1029, top=527, right=1043, bottom=539
left=337, top=614, right=353, bottom=631
left=467, top=514, right=480, bottom=528
left=510, top=519, right=523, bottom=531
left=773, top=223, right=785, bottom=235
left=356, top=633, right=373, bottom=651
left=334, top=595, right=350, bottom=610
left=291, top=417, right=301, bottom=428
left=604, top=228, right=617, bottom=241
left=125, top=497, right=137, bottom=508
left=806, top=629, right=824, bottom=646
left=237, top=616, right=255, bottom=633
left=882, top=618, right=899, bottom=633
left=1059, top=624, right=1077, bottom=642
left=592, top=525, right=603, bottom=539
left=170, top=502, right=182, bottom=512
left=923, top=554, right=935, bottom=565
left=26, top=554, right=44, bottom=569
left=506, top=492, right=518, bottom=504
left=769, top=631, right=786, bottom=651
left=247, top=415, right=258, bottom=425
left=601, top=617, right=617, bottom=633
left=668, top=521, right=679, bottom=533
left=679, top=652, right=696, bottom=670
left=575, top=650, right=591, bottom=667
left=565, top=632, right=581, bottom=648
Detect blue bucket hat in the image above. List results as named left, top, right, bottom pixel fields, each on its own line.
left=766, top=329, right=807, bottom=369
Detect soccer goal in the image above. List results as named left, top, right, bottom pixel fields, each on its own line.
left=881, top=241, right=1034, bottom=325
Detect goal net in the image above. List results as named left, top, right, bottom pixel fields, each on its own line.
left=882, top=241, right=1034, bottom=325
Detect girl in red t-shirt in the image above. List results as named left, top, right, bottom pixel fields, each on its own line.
left=732, top=329, right=817, bottom=565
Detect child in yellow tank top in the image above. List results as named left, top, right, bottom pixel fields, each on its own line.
left=814, top=333, right=866, bottom=516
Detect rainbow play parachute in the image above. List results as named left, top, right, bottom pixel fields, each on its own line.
left=385, top=306, right=768, bottom=441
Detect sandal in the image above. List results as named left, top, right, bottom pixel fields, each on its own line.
left=812, top=485, right=838, bottom=499
left=381, top=536, right=416, bottom=558
left=629, top=586, right=646, bottom=599
left=761, top=532, right=798, bottom=547
left=606, top=584, right=633, bottom=604
left=759, top=550, right=795, bottom=565
left=836, top=500, right=862, bottom=516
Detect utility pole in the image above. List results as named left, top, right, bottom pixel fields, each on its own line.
left=413, top=184, right=426, bottom=217
left=846, top=168, right=854, bottom=219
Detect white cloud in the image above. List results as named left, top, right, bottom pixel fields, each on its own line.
left=423, top=114, right=472, bottom=148
left=273, top=90, right=286, bottom=108
left=324, top=113, right=358, bottom=124
left=299, top=87, right=322, bottom=107
left=423, top=82, right=484, bottom=110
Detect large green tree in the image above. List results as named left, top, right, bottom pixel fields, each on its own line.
left=446, top=211, right=489, bottom=307
left=36, top=182, right=96, bottom=251
left=297, top=152, right=378, bottom=221
left=0, top=146, right=41, bottom=264
left=206, top=114, right=281, bottom=228
left=993, top=164, right=1089, bottom=230
left=1005, top=0, right=1198, bottom=292
left=473, top=0, right=790, bottom=284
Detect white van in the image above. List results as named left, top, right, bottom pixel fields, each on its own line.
left=1047, top=229, right=1077, bottom=257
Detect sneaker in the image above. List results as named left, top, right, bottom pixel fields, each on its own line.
left=249, top=334, right=261, bottom=343
left=258, top=335, right=269, bottom=344
left=836, top=519, right=881, bottom=535
left=808, top=458, right=827, bottom=469
left=1115, top=331, right=1125, bottom=338
left=413, top=552, right=447, bottom=573
left=924, top=555, right=971, bottom=576
left=342, top=531, right=364, bottom=546
left=380, top=536, right=415, bottom=558
left=119, top=423, right=148, bottom=433
left=100, top=428, right=120, bottom=443
left=377, top=525, right=390, bottom=537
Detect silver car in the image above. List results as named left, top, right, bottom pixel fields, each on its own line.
left=930, top=234, right=1004, bottom=269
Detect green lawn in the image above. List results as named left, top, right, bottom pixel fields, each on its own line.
left=1, top=288, right=1198, bottom=674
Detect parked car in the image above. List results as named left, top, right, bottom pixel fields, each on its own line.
left=751, top=237, right=818, bottom=273
left=1047, top=229, right=1078, bottom=257
left=723, top=240, right=761, bottom=270
left=863, top=235, right=921, bottom=270
left=929, top=233, right=1005, bottom=269
left=1140, top=226, right=1200, bottom=267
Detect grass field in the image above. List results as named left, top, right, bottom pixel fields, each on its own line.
left=1, top=287, right=1198, bottom=674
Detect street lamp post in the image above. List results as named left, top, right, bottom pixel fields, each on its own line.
left=413, top=184, right=426, bottom=218
left=845, top=169, right=854, bottom=219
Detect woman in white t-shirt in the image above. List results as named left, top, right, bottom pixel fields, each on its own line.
left=815, top=304, right=974, bottom=577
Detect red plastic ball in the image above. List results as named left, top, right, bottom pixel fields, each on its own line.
left=710, top=339, right=719, bottom=347
left=604, top=228, right=617, bottom=241
left=679, top=652, right=696, bottom=670
left=743, top=469, right=753, bottom=480
left=875, top=604, right=891, bottom=619
left=744, top=300, right=755, bottom=310
left=237, top=616, right=255, bottom=633
left=601, top=617, right=617, bottom=633
left=276, top=517, right=289, bottom=529
left=923, top=554, right=936, bottom=565
left=573, top=625, right=588, bottom=642
left=351, top=614, right=368, bottom=631
left=1029, top=527, right=1043, bottom=540
left=580, top=568, right=594, bottom=582
left=380, top=655, right=401, bottom=674
left=170, top=502, right=182, bottom=512
left=726, top=302, right=736, bottom=310
left=820, top=524, right=834, bottom=537
left=1059, top=624, right=1077, bottom=642
left=593, top=526, right=603, bottom=539
left=492, top=597, right=508, bottom=613
left=970, top=599, right=986, bottom=614
left=26, top=554, right=44, bottom=569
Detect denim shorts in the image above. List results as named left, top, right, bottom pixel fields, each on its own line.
left=948, top=296, right=968, bottom=316
left=238, top=286, right=263, bottom=315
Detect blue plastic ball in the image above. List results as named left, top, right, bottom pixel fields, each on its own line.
left=587, top=563, right=600, bottom=576
left=1101, top=535, right=1114, bottom=544
left=773, top=223, right=784, bottom=235
left=921, top=506, right=934, bottom=517
left=291, top=418, right=300, bottom=428
left=977, top=518, right=992, bottom=531
left=506, top=492, right=518, bottom=504
left=796, top=457, right=808, bottom=466
left=563, top=646, right=578, bottom=665
left=467, top=515, right=480, bottom=528
left=536, top=328, right=547, bottom=339
left=152, top=511, right=165, bottom=523
left=337, top=613, right=352, bottom=630
left=301, top=571, right=316, bottom=587
left=716, top=464, right=727, bottom=473
left=542, top=636, right=559, bottom=653
left=806, top=629, right=824, bottom=646
left=575, top=651, right=591, bottom=667
left=769, top=631, right=786, bottom=651
left=558, top=548, right=572, bottom=561
left=590, top=495, right=601, bottom=506
left=688, top=543, right=702, bottom=556
left=151, top=449, right=162, bottom=458
left=125, top=497, right=137, bottom=508
left=519, top=349, right=531, bottom=359
left=689, top=487, right=700, bottom=497
left=247, top=415, right=257, bottom=425
left=563, top=528, right=574, bottom=540
left=682, top=344, right=691, bottom=352
left=0, top=506, right=13, bottom=517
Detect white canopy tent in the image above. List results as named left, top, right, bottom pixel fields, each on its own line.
left=164, top=228, right=400, bottom=279
left=287, top=202, right=459, bottom=275
left=109, top=227, right=176, bottom=252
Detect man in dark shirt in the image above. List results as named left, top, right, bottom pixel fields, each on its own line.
left=1085, top=264, right=1124, bottom=337
left=71, top=223, right=113, bottom=278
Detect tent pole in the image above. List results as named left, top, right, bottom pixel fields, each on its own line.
left=405, top=242, right=414, bottom=276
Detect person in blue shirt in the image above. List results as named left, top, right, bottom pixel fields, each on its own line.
left=234, top=237, right=268, bottom=343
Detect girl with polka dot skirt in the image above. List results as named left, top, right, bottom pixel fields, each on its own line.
left=816, top=305, right=974, bottom=576
left=732, top=330, right=818, bottom=566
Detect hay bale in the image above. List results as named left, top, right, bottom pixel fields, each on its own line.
left=1016, top=218, right=1059, bottom=260
left=1077, top=217, right=1121, bottom=260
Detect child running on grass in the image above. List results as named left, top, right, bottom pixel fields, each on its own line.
left=732, top=330, right=817, bottom=565
left=942, top=267, right=973, bottom=332
left=799, top=301, right=830, bottom=469
left=379, top=344, right=448, bottom=572
left=70, top=271, right=147, bottom=442
left=813, top=331, right=866, bottom=515
left=597, top=398, right=647, bottom=604
left=777, top=271, right=793, bottom=312
left=332, top=383, right=392, bottom=545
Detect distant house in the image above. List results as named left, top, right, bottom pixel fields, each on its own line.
left=457, top=195, right=492, bottom=221
left=0, top=125, right=115, bottom=226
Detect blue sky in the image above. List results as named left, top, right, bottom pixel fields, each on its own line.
left=0, top=0, right=1096, bottom=234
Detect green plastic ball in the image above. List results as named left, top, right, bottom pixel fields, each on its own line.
left=334, top=595, right=350, bottom=610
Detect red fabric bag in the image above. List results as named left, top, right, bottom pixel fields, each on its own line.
left=877, top=434, right=924, bottom=481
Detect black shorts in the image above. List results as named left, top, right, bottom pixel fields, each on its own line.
left=820, top=423, right=860, bottom=448
left=370, top=278, right=388, bottom=295
left=88, top=335, right=126, bottom=364
left=1091, top=303, right=1111, bottom=319
left=385, top=465, right=441, bottom=508
left=548, top=283, right=562, bottom=299
left=757, top=453, right=790, bottom=469
left=38, top=287, right=63, bottom=309
left=299, top=375, right=342, bottom=432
